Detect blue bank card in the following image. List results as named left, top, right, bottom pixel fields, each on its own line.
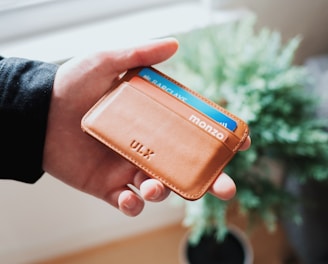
left=138, top=67, right=237, bottom=131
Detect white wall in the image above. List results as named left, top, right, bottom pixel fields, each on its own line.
left=0, top=174, right=184, bottom=264
left=228, top=0, right=328, bottom=63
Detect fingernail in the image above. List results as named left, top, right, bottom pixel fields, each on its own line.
left=150, top=186, right=161, bottom=200
left=123, top=196, right=137, bottom=210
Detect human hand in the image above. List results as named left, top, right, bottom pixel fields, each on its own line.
left=43, top=38, right=251, bottom=216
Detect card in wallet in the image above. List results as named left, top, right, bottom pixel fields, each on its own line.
left=81, top=66, right=249, bottom=200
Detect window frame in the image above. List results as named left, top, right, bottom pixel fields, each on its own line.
left=0, top=0, right=189, bottom=42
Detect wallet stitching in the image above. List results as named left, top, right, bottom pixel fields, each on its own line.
left=129, top=79, right=239, bottom=151
left=82, top=68, right=250, bottom=200
left=83, top=123, right=238, bottom=200
left=82, top=97, right=248, bottom=200
left=150, top=67, right=249, bottom=152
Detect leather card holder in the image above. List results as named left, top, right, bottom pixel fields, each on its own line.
left=81, top=67, right=249, bottom=200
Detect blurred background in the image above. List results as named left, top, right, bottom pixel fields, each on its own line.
left=1, top=1, right=328, bottom=263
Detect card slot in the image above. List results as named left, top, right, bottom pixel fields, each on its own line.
left=82, top=82, right=234, bottom=200
left=136, top=67, right=249, bottom=141
left=128, top=76, right=244, bottom=152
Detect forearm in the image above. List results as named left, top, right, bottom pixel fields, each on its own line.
left=0, top=57, right=58, bottom=183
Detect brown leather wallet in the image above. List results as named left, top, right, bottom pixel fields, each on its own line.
left=81, top=66, right=249, bottom=200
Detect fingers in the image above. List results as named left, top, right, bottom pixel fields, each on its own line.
left=118, top=190, right=144, bottom=217
left=110, top=170, right=237, bottom=216
left=239, top=136, right=251, bottom=151
left=117, top=171, right=236, bottom=217
left=131, top=170, right=171, bottom=202
left=116, top=183, right=170, bottom=217
left=140, top=179, right=171, bottom=201
left=208, top=172, right=236, bottom=200
left=207, top=136, right=250, bottom=199
left=112, top=171, right=171, bottom=217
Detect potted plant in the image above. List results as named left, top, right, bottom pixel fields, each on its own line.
left=282, top=54, right=328, bottom=263
left=161, top=15, right=328, bottom=263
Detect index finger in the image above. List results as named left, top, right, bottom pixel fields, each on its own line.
left=239, top=136, right=251, bottom=151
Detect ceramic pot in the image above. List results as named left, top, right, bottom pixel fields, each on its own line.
left=283, top=177, right=328, bottom=264
left=179, top=225, right=253, bottom=264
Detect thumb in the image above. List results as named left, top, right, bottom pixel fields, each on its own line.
left=102, top=37, right=179, bottom=75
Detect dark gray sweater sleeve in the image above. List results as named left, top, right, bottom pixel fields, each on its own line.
left=0, top=57, right=59, bottom=183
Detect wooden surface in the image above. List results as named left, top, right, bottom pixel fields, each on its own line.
left=39, top=207, right=302, bottom=264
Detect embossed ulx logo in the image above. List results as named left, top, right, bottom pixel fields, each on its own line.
left=130, top=140, right=155, bottom=160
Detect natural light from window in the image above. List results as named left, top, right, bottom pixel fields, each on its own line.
left=0, top=0, right=188, bottom=42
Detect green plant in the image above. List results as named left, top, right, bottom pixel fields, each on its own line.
left=163, top=16, right=328, bottom=244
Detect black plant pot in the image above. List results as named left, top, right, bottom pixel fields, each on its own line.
left=282, top=54, right=328, bottom=264
left=283, top=177, right=328, bottom=264
left=180, top=225, right=253, bottom=264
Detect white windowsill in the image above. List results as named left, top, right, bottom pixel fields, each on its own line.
left=0, top=2, right=250, bottom=63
